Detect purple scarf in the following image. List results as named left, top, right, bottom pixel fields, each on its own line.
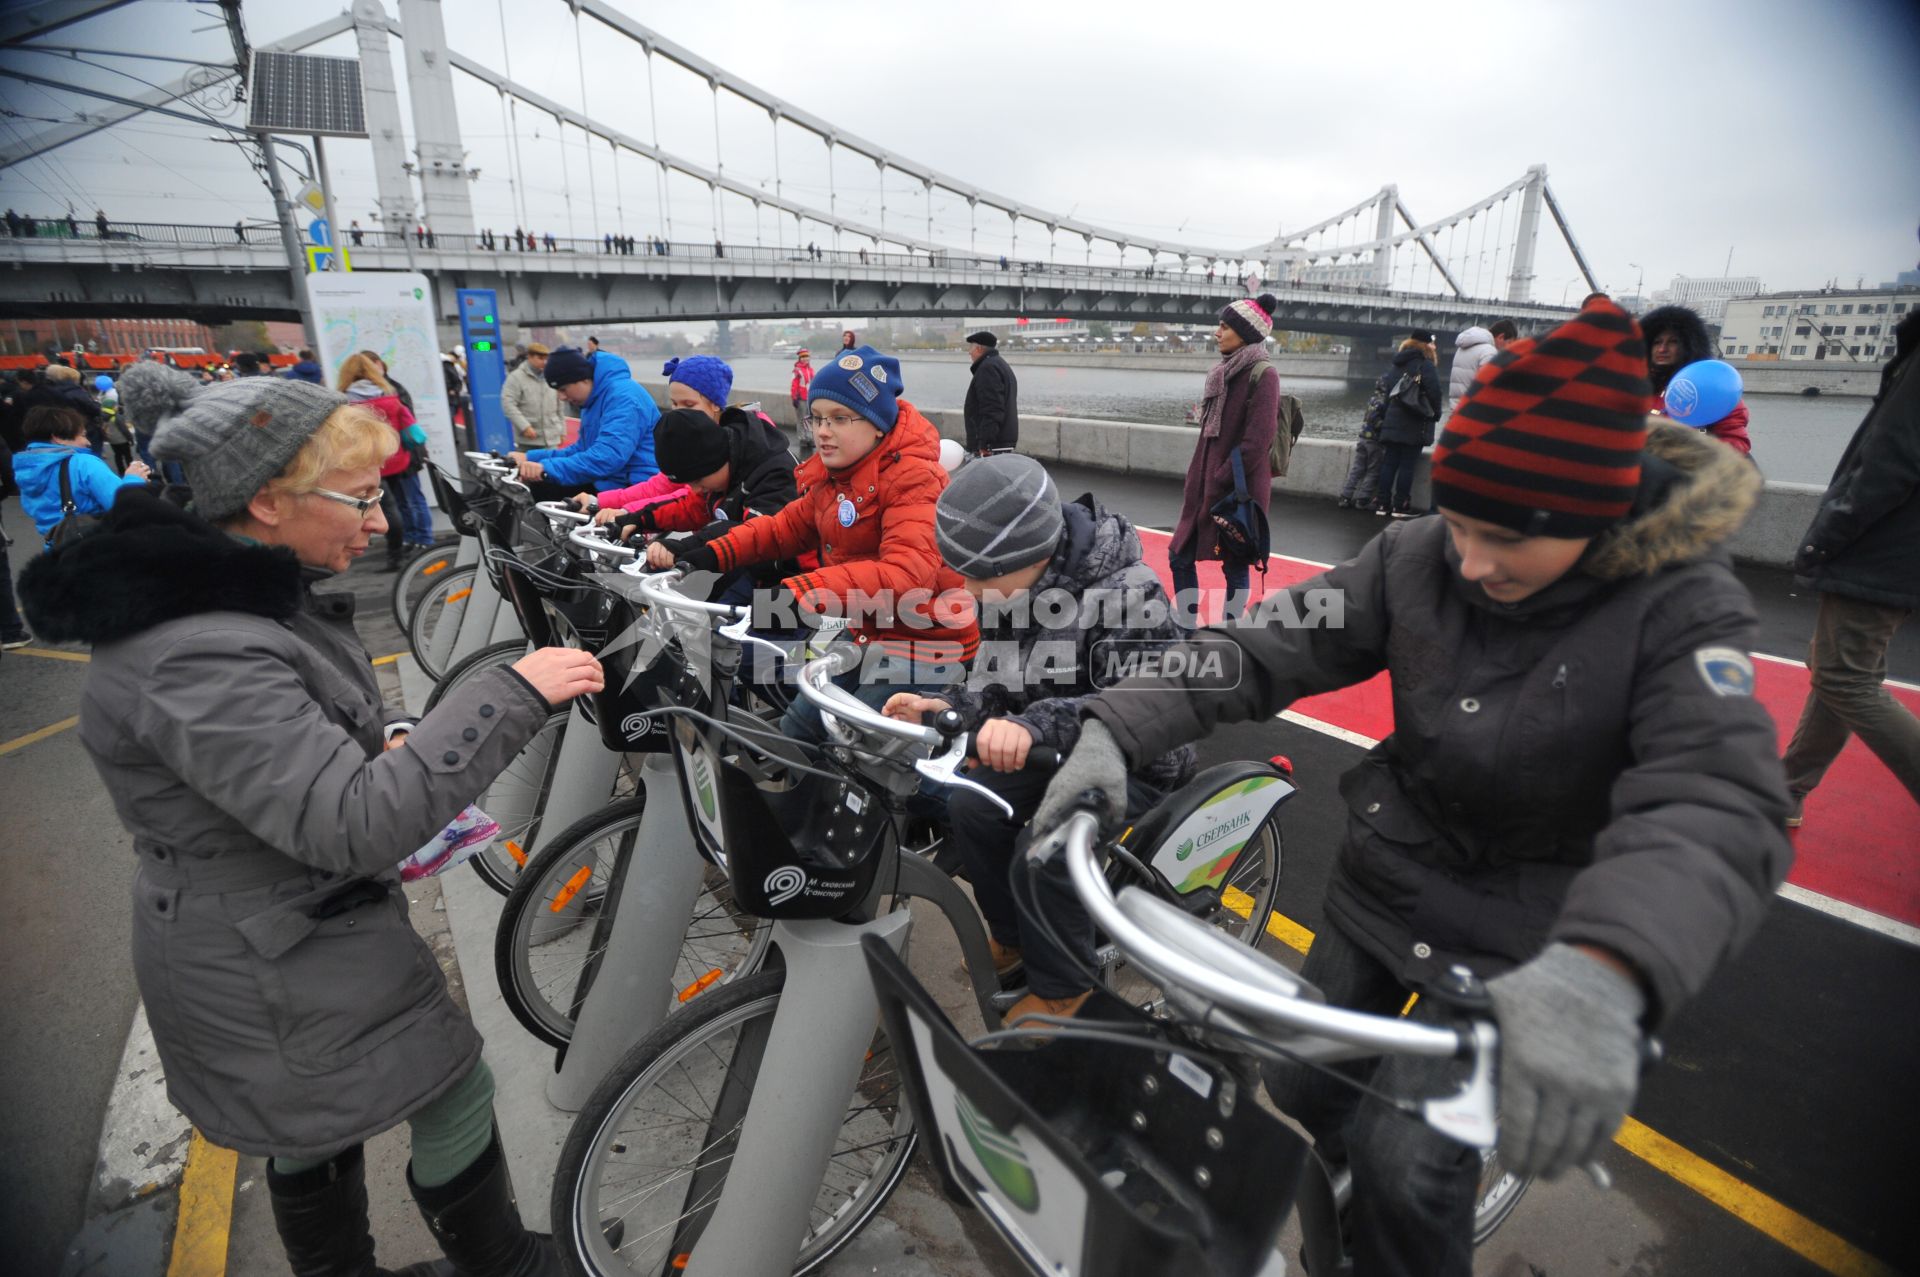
left=1198, top=343, right=1270, bottom=439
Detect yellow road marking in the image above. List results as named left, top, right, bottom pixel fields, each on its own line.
left=164, top=1129, right=236, bottom=1277
left=1614, top=1117, right=1899, bottom=1277
left=1216, top=890, right=1896, bottom=1276
left=9, top=646, right=89, bottom=661
left=0, top=715, right=79, bottom=757
left=371, top=653, right=404, bottom=666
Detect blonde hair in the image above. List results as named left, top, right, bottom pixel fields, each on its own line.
left=265, top=404, right=397, bottom=496
left=335, top=351, right=390, bottom=393
left=42, top=362, right=81, bottom=384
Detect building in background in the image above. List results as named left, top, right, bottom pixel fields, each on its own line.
left=1650, top=275, right=1765, bottom=324
left=1717, top=287, right=1915, bottom=363
left=2, top=315, right=219, bottom=357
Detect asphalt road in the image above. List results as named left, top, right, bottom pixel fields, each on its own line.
left=2, top=461, right=1913, bottom=1275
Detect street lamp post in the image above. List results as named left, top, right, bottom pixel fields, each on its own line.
left=1628, top=262, right=1645, bottom=311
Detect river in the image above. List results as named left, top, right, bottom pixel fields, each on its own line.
left=726, top=355, right=1863, bottom=486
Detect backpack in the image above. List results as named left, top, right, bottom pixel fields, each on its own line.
left=1269, top=391, right=1306, bottom=477
left=47, top=454, right=105, bottom=548
left=1360, top=373, right=1391, bottom=439
left=1208, top=448, right=1270, bottom=572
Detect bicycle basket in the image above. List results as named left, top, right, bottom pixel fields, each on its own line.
left=1120, top=761, right=1294, bottom=912
left=702, top=736, right=888, bottom=920
left=424, top=463, right=478, bottom=536
left=865, top=937, right=1304, bottom=1277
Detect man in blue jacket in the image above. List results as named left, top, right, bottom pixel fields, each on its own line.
left=507, top=346, right=658, bottom=498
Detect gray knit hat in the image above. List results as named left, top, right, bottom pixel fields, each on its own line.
left=935, top=454, right=1063, bottom=579
left=151, top=378, right=347, bottom=520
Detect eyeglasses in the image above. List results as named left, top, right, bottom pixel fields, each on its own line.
left=308, top=486, right=383, bottom=516
left=806, top=413, right=868, bottom=430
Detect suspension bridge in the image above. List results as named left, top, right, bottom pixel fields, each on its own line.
left=0, top=0, right=1600, bottom=338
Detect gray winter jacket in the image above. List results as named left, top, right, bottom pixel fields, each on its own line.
left=944, top=496, right=1195, bottom=791
left=1082, top=424, right=1791, bottom=1026
left=501, top=358, right=567, bottom=448
left=19, top=491, right=550, bottom=1157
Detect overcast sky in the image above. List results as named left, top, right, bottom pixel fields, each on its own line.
left=4, top=0, right=1918, bottom=303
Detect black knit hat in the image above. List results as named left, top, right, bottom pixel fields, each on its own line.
left=542, top=346, right=593, bottom=388
left=655, top=408, right=730, bottom=482
left=1429, top=299, right=1652, bottom=538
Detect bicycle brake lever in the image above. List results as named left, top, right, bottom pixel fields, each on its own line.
left=913, top=737, right=1014, bottom=819
left=716, top=613, right=791, bottom=662
left=1422, top=1019, right=1497, bottom=1149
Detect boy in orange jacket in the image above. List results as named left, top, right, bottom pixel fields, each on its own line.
left=674, top=346, right=978, bottom=738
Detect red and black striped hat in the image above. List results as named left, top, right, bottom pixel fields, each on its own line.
left=1430, top=298, right=1653, bottom=538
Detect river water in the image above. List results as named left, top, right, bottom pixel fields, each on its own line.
left=727, top=355, right=1864, bottom=486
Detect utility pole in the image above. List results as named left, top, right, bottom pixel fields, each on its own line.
left=260, top=137, right=318, bottom=348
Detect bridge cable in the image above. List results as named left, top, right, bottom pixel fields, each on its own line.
left=495, top=0, right=531, bottom=233
left=643, top=48, right=670, bottom=240
left=710, top=84, right=724, bottom=247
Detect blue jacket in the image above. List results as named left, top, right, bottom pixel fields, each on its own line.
left=526, top=352, right=659, bottom=487
left=14, top=442, right=146, bottom=537
left=285, top=360, right=325, bottom=385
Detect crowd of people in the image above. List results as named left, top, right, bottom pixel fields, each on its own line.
left=2, top=286, right=1914, bottom=1277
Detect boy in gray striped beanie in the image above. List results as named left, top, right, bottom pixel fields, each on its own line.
left=933, top=453, right=1063, bottom=584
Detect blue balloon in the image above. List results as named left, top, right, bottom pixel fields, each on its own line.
left=94, top=374, right=113, bottom=390
left=1662, top=359, right=1742, bottom=427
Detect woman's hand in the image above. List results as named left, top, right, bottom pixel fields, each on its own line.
left=882, top=694, right=951, bottom=726
left=645, top=540, right=678, bottom=570
left=974, top=718, right=1034, bottom=772
left=127, top=460, right=152, bottom=480
left=511, top=647, right=604, bottom=708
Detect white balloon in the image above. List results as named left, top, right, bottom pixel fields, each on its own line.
left=937, top=438, right=967, bottom=474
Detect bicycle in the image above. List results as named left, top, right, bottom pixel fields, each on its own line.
left=866, top=807, right=1572, bottom=1276
left=548, top=613, right=1289, bottom=1276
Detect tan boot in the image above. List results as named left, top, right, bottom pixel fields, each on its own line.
left=1004, top=989, right=1093, bottom=1027
left=961, top=938, right=1024, bottom=978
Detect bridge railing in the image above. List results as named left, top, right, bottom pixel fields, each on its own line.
left=0, top=214, right=1574, bottom=316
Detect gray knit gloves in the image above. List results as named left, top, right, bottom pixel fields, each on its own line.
left=1486, top=942, right=1646, bottom=1179
left=1032, top=718, right=1129, bottom=836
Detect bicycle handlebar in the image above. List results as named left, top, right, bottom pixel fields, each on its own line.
left=795, top=649, right=942, bottom=748
left=622, top=566, right=751, bottom=620
left=536, top=500, right=591, bottom=524
left=567, top=525, right=638, bottom=560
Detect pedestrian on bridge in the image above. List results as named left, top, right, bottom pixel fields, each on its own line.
left=18, top=377, right=605, bottom=1277
left=1168, top=293, right=1282, bottom=626
left=1372, top=331, right=1442, bottom=517
left=1780, top=308, right=1920, bottom=824
left=963, top=330, right=1020, bottom=456
left=94, top=208, right=108, bottom=239
left=233, top=219, right=245, bottom=243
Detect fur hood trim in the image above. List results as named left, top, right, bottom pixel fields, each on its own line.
left=1638, top=305, right=1716, bottom=393
left=18, top=488, right=304, bottom=644
left=1584, top=421, right=1759, bottom=580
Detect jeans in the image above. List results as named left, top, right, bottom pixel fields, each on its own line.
left=1168, top=548, right=1249, bottom=628
left=947, top=766, right=1162, bottom=999
left=1781, top=592, right=1920, bottom=804
left=1374, top=442, right=1423, bottom=509
left=778, top=649, right=957, bottom=745
left=1262, top=921, right=1478, bottom=1277
left=385, top=471, right=434, bottom=547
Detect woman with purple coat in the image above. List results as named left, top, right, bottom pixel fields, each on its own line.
left=1168, top=293, right=1282, bottom=626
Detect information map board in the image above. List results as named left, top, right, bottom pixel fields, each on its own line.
left=307, top=271, right=456, bottom=486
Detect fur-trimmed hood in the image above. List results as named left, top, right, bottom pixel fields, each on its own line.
left=1638, top=305, right=1716, bottom=394
left=17, top=487, right=304, bottom=644
left=1584, top=421, right=1760, bottom=580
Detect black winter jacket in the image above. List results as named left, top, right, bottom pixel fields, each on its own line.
left=963, top=349, right=1020, bottom=453
left=1084, top=424, right=1791, bottom=1026
left=1378, top=347, right=1442, bottom=447
left=1795, top=312, right=1920, bottom=608
left=671, top=406, right=800, bottom=548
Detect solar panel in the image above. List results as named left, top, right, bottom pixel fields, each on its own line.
left=246, top=51, right=367, bottom=137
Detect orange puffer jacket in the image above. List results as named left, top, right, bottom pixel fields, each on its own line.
left=707, top=399, right=978, bottom=664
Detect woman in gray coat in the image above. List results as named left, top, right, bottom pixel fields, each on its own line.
left=20, top=378, right=604, bottom=1277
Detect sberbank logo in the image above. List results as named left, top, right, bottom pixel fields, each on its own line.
left=691, top=752, right=717, bottom=820
left=1174, top=837, right=1194, bottom=862
left=954, top=1091, right=1037, bottom=1212
left=1195, top=811, right=1251, bottom=850
left=413, top=287, right=423, bottom=299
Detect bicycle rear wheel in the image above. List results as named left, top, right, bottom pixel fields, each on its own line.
left=407, top=564, right=478, bottom=682
left=494, top=797, right=770, bottom=1046
left=1472, top=1146, right=1529, bottom=1244
left=390, top=541, right=462, bottom=631
left=552, top=969, right=914, bottom=1276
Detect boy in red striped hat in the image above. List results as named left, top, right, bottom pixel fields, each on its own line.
left=1037, top=299, right=1794, bottom=1275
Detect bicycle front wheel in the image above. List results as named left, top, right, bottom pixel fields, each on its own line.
left=407, top=564, right=478, bottom=682
left=494, top=797, right=770, bottom=1046
left=552, top=969, right=914, bottom=1276
left=390, top=541, right=462, bottom=631
left=1472, top=1146, right=1530, bottom=1245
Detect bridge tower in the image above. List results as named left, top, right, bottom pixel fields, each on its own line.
left=395, top=0, right=475, bottom=236
left=1371, top=185, right=1397, bottom=289
left=1506, top=165, right=1546, bottom=304
left=350, top=0, right=420, bottom=237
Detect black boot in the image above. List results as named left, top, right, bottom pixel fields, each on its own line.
left=267, top=1144, right=454, bottom=1277
left=408, top=1131, right=560, bottom=1277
